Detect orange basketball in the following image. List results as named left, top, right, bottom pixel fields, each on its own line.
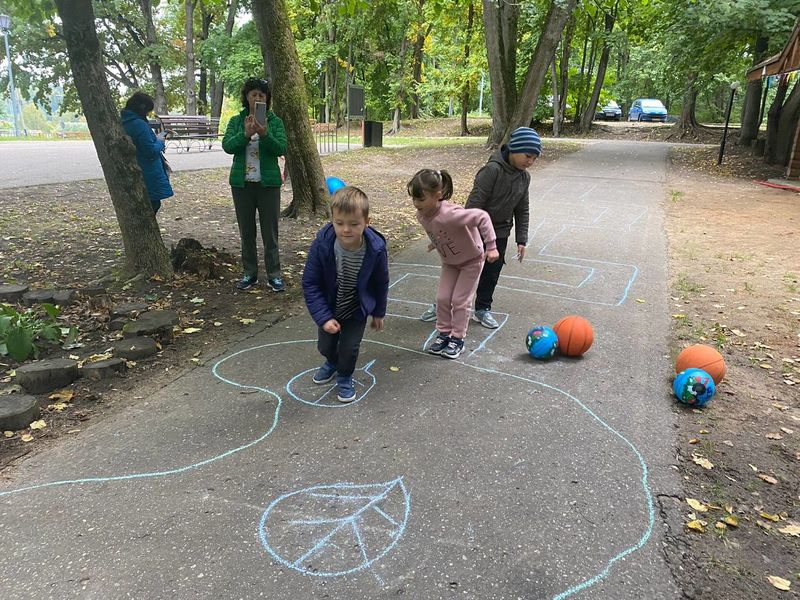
left=553, top=315, right=594, bottom=356
left=675, top=344, right=726, bottom=384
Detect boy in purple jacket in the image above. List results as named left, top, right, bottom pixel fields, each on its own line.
left=301, top=186, right=389, bottom=403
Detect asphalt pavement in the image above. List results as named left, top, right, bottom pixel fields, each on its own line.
left=0, top=140, right=683, bottom=599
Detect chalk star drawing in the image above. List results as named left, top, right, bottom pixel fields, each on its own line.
left=259, top=477, right=410, bottom=578
left=286, top=359, right=377, bottom=407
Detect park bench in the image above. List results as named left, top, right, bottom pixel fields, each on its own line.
left=151, top=114, right=220, bottom=152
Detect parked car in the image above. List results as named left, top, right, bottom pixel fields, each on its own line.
left=628, top=98, right=668, bottom=122
left=595, top=100, right=622, bottom=121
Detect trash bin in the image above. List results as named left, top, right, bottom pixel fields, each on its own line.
left=362, top=120, right=383, bottom=148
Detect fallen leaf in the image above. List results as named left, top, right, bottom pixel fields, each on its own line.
left=3, top=431, right=13, bottom=438
left=730, top=328, right=746, bottom=337
left=778, top=523, right=800, bottom=536
left=672, top=313, right=686, bottom=319
left=49, top=389, right=74, bottom=402
left=692, top=454, right=714, bottom=470
left=766, top=432, right=783, bottom=440
left=182, top=327, right=202, bottom=334
left=239, top=318, right=255, bottom=325
left=722, top=440, right=734, bottom=447
left=29, top=420, right=47, bottom=430
left=780, top=427, right=793, bottom=435
left=189, top=297, right=205, bottom=304
left=715, top=522, right=726, bottom=531
left=20, top=433, right=34, bottom=442
left=699, top=429, right=710, bottom=434
left=688, top=438, right=699, bottom=444
left=757, top=473, right=778, bottom=485
left=635, top=298, right=646, bottom=303
left=759, top=363, right=773, bottom=369
left=213, top=321, right=223, bottom=327
left=748, top=464, right=759, bottom=471
left=66, top=429, right=80, bottom=434
left=191, top=358, right=201, bottom=364
left=760, top=512, right=781, bottom=522
left=48, top=403, right=68, bottom=412
left=389, top=366, right=400, bottom=372
left=68, top=354, right=80, bottom=360
left=767, top=575, right=791, bottom=591
left=686, top=519, right=707, bottom=532
left=757, top=520, right=774, bottom=531
left=86, top=352, right=113, bottom=363
left=723, top=515, right=739, bottom=527
left=686, top=498, right=709, bottom=512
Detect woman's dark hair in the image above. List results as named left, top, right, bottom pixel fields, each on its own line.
left=124, top=91, right=155, bottom=118
left=240, top=77, right=272, bottom=110
left=406, top=168, right=453, bottom=201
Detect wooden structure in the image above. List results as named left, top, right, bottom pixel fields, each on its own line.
left=746, top=21, right=800, bottom=178
left=150, top=115, right=220, bottom=153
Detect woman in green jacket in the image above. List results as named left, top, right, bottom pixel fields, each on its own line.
left=222, top=77, right=288, bottom=291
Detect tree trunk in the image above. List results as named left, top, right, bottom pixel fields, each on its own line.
left=579, top=10, right=614, bottom=133
left=739, top=35, right=769, bottom=145
left=387, top=36, right=410, bottom=135
left=460, top=0, right=475, bottom=136
left=551, top=59, right=560, bottom=137
left=410, top=7, right=432, bottom=120
left=138, top=0, right=168, bottom=114
left=773, top=78, right=800, bottom=166
left=574, top=14, right=594, bottom=122
left=672, top=73, right=700, bottom=136
left=764, top=75, right=789, bottom=164
left=558, top=16, right=574, bottom=128
left=210, top=0, right=237, bottom=119
left=505, top=0, right=578, bottom=141
left=54, top=0, right=172, bottom=279
left=252, top=0, right=328, bottom=216
left=185, top=0, right=197, bottom=115
left=198, top=8, right=213, bottom=115
left=483, top=0, right=519, bottom=145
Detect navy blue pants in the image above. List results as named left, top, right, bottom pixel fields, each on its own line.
left=317, top=318, right=367, bottom=378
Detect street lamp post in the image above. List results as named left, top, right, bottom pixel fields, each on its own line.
left=0, top=14, right=19, bottom=137
left=717, top=81, right=741, bottom=166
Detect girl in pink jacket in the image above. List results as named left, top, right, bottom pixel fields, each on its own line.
left=408, top=169, right=499, bottom=359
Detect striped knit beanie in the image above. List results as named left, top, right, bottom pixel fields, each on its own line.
left=508, top=127, right=542, bottom=157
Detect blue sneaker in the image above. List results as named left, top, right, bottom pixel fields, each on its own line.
left=427, top=332, right=450, bottom=355
left=267, top=277, right=285, bottom=292
left=313, top=361, right=336, bottom=384
left=336, top=376, right=356, bottom=403
left=236, top=275, right=258, bottom=290
left=472, top=309, right=499, bottom=329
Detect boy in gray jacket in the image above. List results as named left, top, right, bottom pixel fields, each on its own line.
left=420, top=127, right=541, bottom=328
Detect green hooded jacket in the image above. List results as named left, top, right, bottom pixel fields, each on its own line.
left=222, top=107, right=287, bottom=188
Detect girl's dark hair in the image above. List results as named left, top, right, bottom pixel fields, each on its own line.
left=125, top=91, right=155, bottom=118
left=406, top=169, right=453, bottom=201
left=240, top=77, right=272, bottom=110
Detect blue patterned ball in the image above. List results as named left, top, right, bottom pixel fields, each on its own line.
left=673, top=368, right=716, bottom=407
left=526, top=325, right=559, bottom=360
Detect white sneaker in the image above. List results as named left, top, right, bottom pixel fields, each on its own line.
left=419, top=303, right=437, bottom=322
left=472, top=310, right=499, bottom=329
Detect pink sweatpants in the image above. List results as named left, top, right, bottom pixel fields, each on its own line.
left=436, top=258, right=484, bottom=339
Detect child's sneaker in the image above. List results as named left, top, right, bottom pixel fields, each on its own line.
left=442, top=336, right=465, bottom=359
left=419, top=303, right=437, bottom=322
left=427, top=332, right=450, bottom=355
left=472, top=309, right=499, bottom=329
left=267, top=277, right=285, bottom=292
left=336, top=376, right=356, bottom=403
left=312, top=361, right=336, bottom=384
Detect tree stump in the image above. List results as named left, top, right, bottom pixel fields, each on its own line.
left=15, top=358, right=79, bottom=394
left=0, top=395, right=40, bottom=431
left=112, top=336, right=158, bottom=360
left=171, top=238, right=221, bottom=279
left=81, top=358, right=127, bottom=380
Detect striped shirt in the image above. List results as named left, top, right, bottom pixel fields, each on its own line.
left=334, top=239, right=365, bottom=320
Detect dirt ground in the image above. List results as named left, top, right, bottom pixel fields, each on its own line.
left=661, top=142, right=800, bottom=599
left=1, top=119, right=797, bottom=597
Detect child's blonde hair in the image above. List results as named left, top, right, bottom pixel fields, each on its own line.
left=330, top=186, right=370, bottom=219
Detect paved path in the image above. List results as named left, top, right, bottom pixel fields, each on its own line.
left=0, top=140, right=682, bottom=599
left=0, top=139, right=360, bottom=189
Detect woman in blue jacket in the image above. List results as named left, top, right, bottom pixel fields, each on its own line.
left=121, top=92, right=173, bottom=214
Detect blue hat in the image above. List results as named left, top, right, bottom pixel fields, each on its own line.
left=508, top=127, right=542, bottom=156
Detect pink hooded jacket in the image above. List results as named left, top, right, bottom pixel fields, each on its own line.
left=416, top=201, right=497, bottom=266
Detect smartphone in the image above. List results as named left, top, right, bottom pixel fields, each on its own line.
left=254, top=102, right=267, bottom=127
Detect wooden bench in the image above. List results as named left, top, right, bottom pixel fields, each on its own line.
left=151, top=115, right=220, bottom=152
